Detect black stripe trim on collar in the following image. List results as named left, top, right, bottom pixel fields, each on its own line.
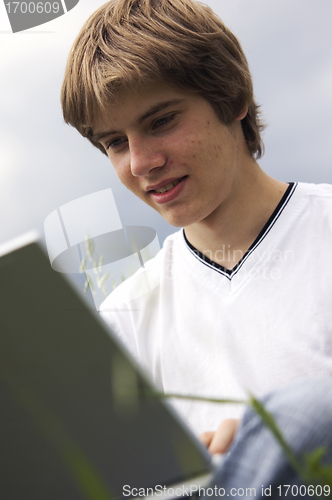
left=183, top=182, right=297, bottom=281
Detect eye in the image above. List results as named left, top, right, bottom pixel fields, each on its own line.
left=105, top=137, right=128, bottom=151
left=152, top=113, right=177, bottom=130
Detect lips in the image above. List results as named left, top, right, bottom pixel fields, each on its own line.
left=148, top=176, right=187, bottom=205
left=153, top=179, right=181, bottom=193
left=147, top=176, right=186, bottom=193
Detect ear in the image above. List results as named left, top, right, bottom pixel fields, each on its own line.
left=235, top=106, right=248, bottom=121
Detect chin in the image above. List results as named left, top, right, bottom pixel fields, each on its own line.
left=162, top=212, right=199, bottom=228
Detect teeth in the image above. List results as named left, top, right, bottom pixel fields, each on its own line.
left=154, top=179, right=180, bottom=194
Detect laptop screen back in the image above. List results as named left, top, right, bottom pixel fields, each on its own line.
left=0, top=239, right=211, bottom=500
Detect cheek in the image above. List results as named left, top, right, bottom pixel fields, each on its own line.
left=175, top=120, right=218, bottom=159
left=114, top=163, right=145, bottom=199
left=111, top=157, right=131, bottom=185
left=172, top=134, right=203, bottom=164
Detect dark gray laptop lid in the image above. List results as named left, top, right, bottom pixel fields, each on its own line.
left=0, top=235, right=211, bottom=500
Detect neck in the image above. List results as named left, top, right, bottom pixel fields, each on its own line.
left=184, top=163, right=288, bottom=270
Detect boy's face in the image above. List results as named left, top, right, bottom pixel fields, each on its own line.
left=92, top=82, right=247, bottom=228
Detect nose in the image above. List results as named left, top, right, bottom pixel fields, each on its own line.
left=129, top=137, right=166, bottom=177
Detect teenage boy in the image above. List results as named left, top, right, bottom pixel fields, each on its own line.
left=61, top=0, right=332, bottom=463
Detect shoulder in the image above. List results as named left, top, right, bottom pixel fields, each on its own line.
left=98, top=229, right=182, bottom=359
left=286, top=182, right=332, bottom=219
left=99, top=229, right=181, bottom=309
left=297, top=182, right=332, bottom=200
left=284, top=182, right=332, bottom=244
left=296, top=182, right=332, bottom=218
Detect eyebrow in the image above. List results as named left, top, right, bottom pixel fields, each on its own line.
left=92, top=98, right=185, bottom=142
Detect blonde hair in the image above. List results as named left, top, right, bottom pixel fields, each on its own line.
left=61, top=0, right=265, bottom=158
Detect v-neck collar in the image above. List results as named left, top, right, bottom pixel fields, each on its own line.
left=182, top=182, right=297, bottom=281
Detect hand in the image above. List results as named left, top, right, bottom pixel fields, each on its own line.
left=199, top=419, right=240, bottom=455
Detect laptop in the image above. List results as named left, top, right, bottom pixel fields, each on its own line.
left=0, top=233, right=214, bottom=500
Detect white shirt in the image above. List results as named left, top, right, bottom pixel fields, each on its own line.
left=100, top=182, right=332, bottom=435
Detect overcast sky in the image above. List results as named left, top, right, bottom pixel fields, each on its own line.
left=1, top=0, right=332, bottom=252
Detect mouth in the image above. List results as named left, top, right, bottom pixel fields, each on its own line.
left=147, top=176, right=188, bottom=205
left=147, top=176, right=187, bottom=193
